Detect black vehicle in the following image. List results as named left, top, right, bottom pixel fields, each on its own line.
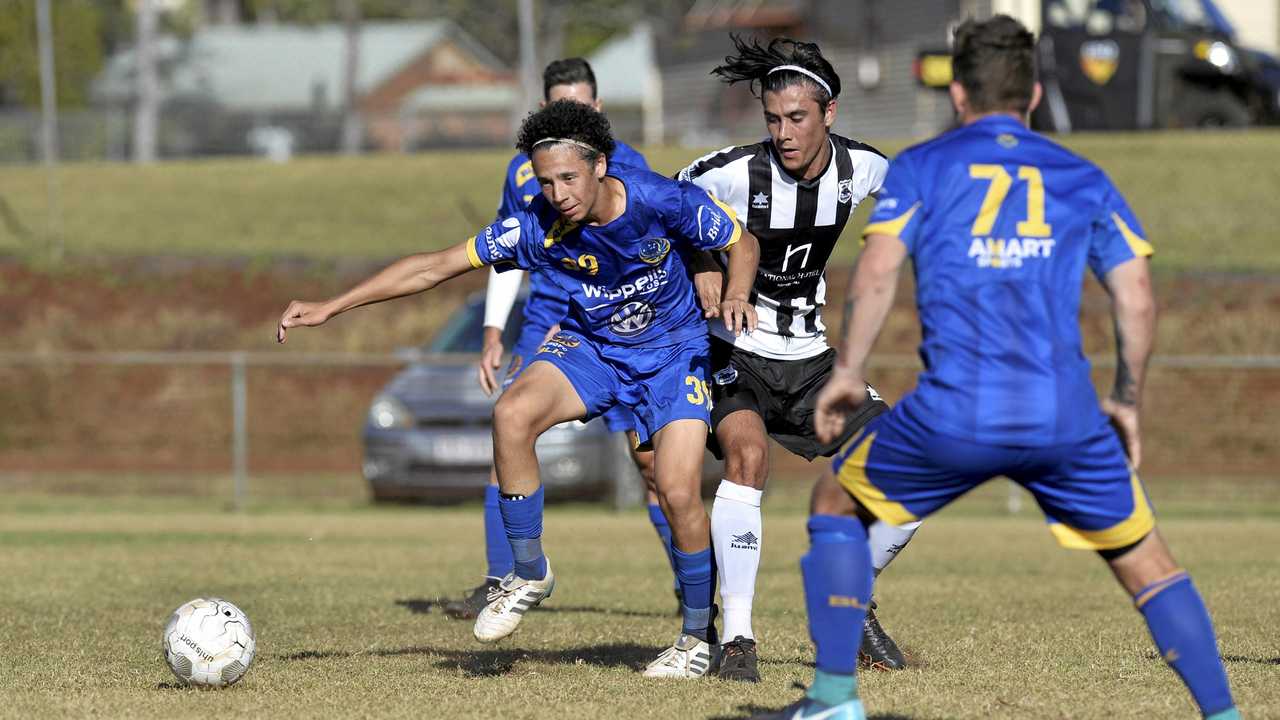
left=915, top=0, right=1280, bottom=130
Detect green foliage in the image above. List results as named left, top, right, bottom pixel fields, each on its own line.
left=0, top=0, right=105, bottom=108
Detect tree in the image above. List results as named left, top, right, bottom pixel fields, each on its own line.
left=0, top=0, right=104, bottom=108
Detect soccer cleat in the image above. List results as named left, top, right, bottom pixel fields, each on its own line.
left=750, top=698, right=866, bottom=720
left=472, top=559, right=555, bottom=643
left=717, top=635, right=761, bottom=682
left=442, top=577, right=501, bottom=620
left=858, top=600, right=907, bottom=670
left=642, top=633, right=720, bottom=678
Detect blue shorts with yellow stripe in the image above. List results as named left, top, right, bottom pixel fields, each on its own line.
left=530, top=331, right=711, bottom=446
left=832, top=404, right=1155, bottom=551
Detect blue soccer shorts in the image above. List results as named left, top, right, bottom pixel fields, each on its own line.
left=502, top=321, right=556, bottom=391
left=831, top=403, right=1155, bottom=551
left=530, top=331, right=711, bottom=447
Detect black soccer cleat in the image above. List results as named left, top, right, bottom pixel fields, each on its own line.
left=717, top=635, right=761, bottom=683
left=858, top=600, right=907, bottom=670
left=442, top=577, right=501, bottom=620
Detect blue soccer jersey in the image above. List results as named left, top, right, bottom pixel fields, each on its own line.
left=496, top=141, right=651, bottom=336
left=863, top=115, right=1153, bottom=446
left=468, top=165, right=742, bottom=349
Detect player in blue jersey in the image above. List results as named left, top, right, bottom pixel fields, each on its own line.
left=760, top=16, right=1239, bottom=720
left=278, top=99, right=760, bottom=678
left=443, top=57, right=682, bottom=623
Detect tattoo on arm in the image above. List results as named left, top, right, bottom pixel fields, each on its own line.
left=1111, top=321, right=1138, bottom=406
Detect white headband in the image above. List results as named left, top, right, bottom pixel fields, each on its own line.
left=532, top=137, right=600, bottom=154
left=767, top=64, right=834, bottom=98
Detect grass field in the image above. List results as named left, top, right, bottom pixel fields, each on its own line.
left=2, top=130, right=1279, bottom=271
left=3, top=483, right=1277, bottom=719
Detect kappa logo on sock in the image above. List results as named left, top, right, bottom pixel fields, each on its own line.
left=730, top=531, right=759, bottom=550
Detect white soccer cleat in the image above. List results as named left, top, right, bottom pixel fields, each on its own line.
left=642, top=633, right=720, bottom=678
left=472, top=559, right=555, bottom=643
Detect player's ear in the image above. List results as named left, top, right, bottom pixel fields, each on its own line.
left=1027, top=82, right=1043, bottom=117
left=948, top=81, right=968, bottom=117
left=594, top=152, right=607, bottom=179
left=823, top=99, right=837, bottom=129
left=592, top=98, right=602, bottom=112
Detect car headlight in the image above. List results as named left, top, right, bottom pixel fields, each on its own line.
left=1196, top=40, right=1238, bottom=74
left=368, top=394, right=413, bottom=430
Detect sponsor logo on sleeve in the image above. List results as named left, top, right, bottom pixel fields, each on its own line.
left=697, top=205, right=725, bottom=246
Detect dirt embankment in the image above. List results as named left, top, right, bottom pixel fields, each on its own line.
left=2, top=259, right=1278, bottom=476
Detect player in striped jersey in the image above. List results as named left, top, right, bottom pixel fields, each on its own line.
left=677, top=36, right=916, bottom=681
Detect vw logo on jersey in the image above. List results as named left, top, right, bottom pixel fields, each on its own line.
left=638, top=238, right=671, bottom=265
left=608, top=300, right=655, bottom=337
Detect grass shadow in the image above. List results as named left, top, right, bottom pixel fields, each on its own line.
left=280, top=642, right=658, bottom=677
left=1223, top=654, right=1280, bottom=666
left=708, top=705, right=913, bottom=720
left=537, top=604, right=674, bottom=619
left=393, top=597, right=443, bottom=615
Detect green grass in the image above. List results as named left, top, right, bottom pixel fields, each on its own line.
left=2, top=481, right=1277, bottom=719
left=2, top=131, right=1278, bottom=271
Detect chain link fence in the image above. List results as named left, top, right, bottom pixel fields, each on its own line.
left=2, top=351, right=1277, bottom=506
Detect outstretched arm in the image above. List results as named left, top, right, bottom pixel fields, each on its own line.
left=1100, top=256, right=1156, bottom=467
left=477, top=266, right=525, bottom=394
left=277, top=241, right=477, bottom=343
left=719, top=230, right=759, bottom=335
left=814, top=233, right=907, bottom=443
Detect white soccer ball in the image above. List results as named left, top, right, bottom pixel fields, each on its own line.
left=162, top=597, right=256, bottom=687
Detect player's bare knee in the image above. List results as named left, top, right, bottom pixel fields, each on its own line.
left=492, top=394, right=538, bottom=445
left=657, top=482, right=699, bottom=516
left=725, top=439, right=768, bottom=489
left=809, top=471, right=858, bottom=517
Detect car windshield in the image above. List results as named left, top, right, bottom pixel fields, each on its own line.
left=427, top=295, right=527, bottom=353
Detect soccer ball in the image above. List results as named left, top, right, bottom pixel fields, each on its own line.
left=162, top=597, right=256, bottom=687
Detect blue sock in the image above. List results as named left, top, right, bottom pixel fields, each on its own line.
left=1135, top=571, right=1235, bottom=717
left=498, top=486, right=547, bottom=580
left=647, top=503, right=680, bottom=590
left=800, top=514, right=871, bottom=706
left=483, top=485, right=514, bottom=579
left=671, top=544, right=715, bottom=641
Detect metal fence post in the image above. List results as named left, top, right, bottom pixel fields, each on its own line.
left=231, top=352, right=248, bottom=510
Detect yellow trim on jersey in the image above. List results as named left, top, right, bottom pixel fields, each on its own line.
left=1047, top=471, right=1155, bottom=550
left=710, top=195, right=743, bottom=250
left=835, top=432, right=919, bottom=526
left=1111, top=212, right=1154, bottom=258
left=861, top=202, right=921, bottom=245
left=465, top=236, right=485, bottom=269
left=1133, top=568, right=1189, bottom=608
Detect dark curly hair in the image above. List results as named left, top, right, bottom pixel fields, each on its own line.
left=953, top=15, right=1036, bottom=114
left=516, top=98, right=616, bottom=163
left=711, top=34, right=841, bottom=106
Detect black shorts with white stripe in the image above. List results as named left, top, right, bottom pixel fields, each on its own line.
left=706, top=337, right=888, bottom=461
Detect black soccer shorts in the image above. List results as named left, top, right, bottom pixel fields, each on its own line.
left=708, top=337, right=889, bottom=461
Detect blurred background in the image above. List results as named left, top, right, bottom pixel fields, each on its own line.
left=1, top=0, right=1277, bottom=510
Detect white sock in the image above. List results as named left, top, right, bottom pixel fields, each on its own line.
left=869, top=519, right=922, bottom=575
left=711, top=478, right=763, bottom=641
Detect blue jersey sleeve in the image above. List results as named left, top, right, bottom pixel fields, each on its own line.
left=466, top=210, right=547, bottom=272
left=1088, top=183, right=1153, bottom=279
left=861, top=154, right=925, bottom=251
left=496, top=156, right=537, bottom=220
left=663, top=180, right=743, bottom=252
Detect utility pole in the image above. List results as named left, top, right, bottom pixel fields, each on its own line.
left=516, top=0, right=538, bottom=126
left=339, top=0, right=362, bottom=155
left=133, top=0, right=159, bottom=163
left=36, top=0, right=58, bottom=166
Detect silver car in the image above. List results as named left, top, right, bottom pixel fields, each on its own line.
left=361, top=293, right=720, bottom=504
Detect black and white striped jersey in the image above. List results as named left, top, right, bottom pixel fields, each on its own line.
left=678, top=134, right=888, bottom=360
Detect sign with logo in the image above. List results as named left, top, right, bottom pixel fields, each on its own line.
left=1080, top=40, right=1120, bottom=86
left=608, top=300, right=655, bottom=337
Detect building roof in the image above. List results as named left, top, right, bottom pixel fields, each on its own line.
left=587, top=23, right=656, bottom=106
left=94, top=20, right=507, bottom=112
